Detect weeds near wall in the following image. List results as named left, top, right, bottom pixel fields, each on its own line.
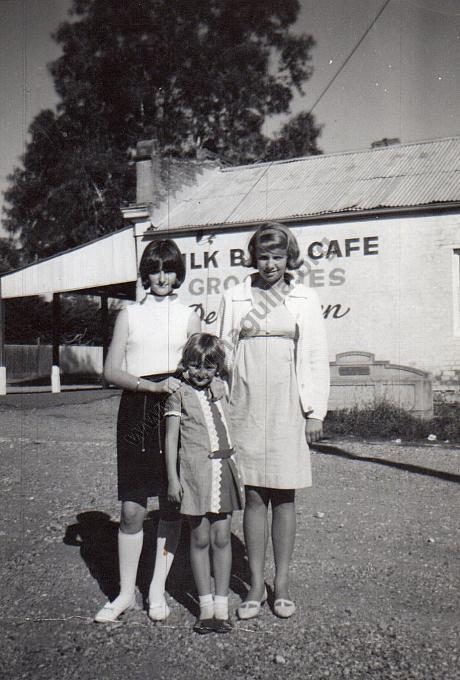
left=430, top=399, right=460, bottom=442
left=325, top=398, right=460, bottom=443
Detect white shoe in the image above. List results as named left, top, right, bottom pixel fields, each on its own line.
left=148, top=599, right=171, bottom=621
left=237, top=587, right=267, bottom=620
left=94, top=594, right=136, bottom=623
left=273, top=598, right=296, bottom=619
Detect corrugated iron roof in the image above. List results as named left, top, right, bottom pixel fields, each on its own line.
left=153, top=137, right=460, bottom=231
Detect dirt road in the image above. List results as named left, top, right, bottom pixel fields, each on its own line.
left=0, top=391, right=458, bottom=679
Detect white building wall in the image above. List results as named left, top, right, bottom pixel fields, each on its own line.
left=139, top=211, right=460, bottom=392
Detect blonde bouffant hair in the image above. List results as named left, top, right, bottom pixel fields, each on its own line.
left=245, top=222, right=303, bottom=270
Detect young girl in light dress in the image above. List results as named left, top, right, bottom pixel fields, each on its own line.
left=165, top=333, right=244, bottom=634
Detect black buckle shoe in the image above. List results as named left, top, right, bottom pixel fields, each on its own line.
left=213, top=617, right=233, bottom=634
left=193, top=618, right=215, bottom=635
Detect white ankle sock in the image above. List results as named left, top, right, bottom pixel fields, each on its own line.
left=149, top=519, right=182, bottom=605
left=214, top=595, right=229, bottom=620
left=115, top=529, right=143, bottom=606
left=199, top=594, right=214, bottom=620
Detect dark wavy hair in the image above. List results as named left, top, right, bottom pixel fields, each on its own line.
left=245, top=222, right=303, bottom=270
left=179, top=333, right=226, bottom=375
left=139, top=239, right=186, bottom=289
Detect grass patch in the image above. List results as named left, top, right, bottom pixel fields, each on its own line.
left=325, top=398, right=460, bottom=442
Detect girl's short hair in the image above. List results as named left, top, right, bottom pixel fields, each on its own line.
left=139, top=239, right=185, bottom=289
left=180, top=333, right=226, bottom=375
left=245, top=222, right=303, bottom=270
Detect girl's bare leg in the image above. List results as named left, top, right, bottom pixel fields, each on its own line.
left=271, top=490, right=296, bottom=600
left=211, top=513, right=233, bottom=622
left=243, top=486, right=269, bottom=600
left=189, top=516, right=214, bottom=619
left=210, top=513, right=233, bottom=596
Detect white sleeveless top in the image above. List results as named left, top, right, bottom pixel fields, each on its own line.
left=125, top=294, right=193, bottom=377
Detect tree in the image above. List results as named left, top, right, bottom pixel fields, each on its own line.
left=0, top=238, right=21, bottom=274
left=3, top=0, right=321, bottom=260
left=265, top=112, right=323, bottom=160
left=4, top=109, right=133, bottom=258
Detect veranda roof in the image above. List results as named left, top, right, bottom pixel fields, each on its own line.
left=0, top=226, right=137, bottom=300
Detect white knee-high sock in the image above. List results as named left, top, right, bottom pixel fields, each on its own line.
left=149, top=519, right=182, bottom=605
left=116, top=529, right=143, bottom=604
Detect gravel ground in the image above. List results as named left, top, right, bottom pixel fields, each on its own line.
left=0, top=391, right=458, bottom=680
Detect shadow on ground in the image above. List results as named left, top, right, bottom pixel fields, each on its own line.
left=63, top=511, right=249, bottom=617
left=314, top=441, right=460, bottom=484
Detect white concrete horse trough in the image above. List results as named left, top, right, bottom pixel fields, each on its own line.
left=329, top=351, right=433, bottom=419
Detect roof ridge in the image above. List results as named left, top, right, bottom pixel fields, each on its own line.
left=221, top=135, right=460, bottom=173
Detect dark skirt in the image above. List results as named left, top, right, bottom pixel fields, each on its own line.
left=117, top=374, right=173, bottom=502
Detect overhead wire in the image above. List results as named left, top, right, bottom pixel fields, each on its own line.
left=307, top=0, right=393, bottom=115
left=221, top=0, right=394, bottom=229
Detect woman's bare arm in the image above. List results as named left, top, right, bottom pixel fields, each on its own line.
left=165, top=415, right=183, bottom=503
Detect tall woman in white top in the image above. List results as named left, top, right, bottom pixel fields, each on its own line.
left=95, top=240, right=200, bottom=623
left=219, top=222, right=329, bottom=620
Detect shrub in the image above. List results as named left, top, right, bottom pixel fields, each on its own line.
left=431, top=399, right=460, bottom=442
left=325, top=398, right=460, bottom=442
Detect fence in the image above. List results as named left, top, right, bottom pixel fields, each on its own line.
left=5, top=344, right=103, bottom=381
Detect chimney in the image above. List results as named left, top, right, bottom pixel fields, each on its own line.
left=371, top=137, right=401, bottom=148
left=135, top=139, right=164, bottom=204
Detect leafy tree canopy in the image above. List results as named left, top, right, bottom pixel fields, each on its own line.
left=3, top=0, right=321, bottom=260
left=0, top=238, right=21, bottom=274
left=266, top=112, right=322, bottom=160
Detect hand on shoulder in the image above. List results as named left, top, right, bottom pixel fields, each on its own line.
left=149, top=377, right=182, bottom=394
left=209, top=376, right=227, bottom=401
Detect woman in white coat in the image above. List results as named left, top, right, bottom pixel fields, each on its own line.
left=218, top=222, right=329, bottom=619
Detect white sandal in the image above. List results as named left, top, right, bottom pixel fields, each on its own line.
left=237, top=588, right=267, bottom=620
left=273, top=598, right=296, bottom=619
left=148, top=599, right=171, bottom=622
left=94, top=594, right=136, bottom=623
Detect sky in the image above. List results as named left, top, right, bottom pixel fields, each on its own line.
left=0, top=0, right=459, bottom=235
